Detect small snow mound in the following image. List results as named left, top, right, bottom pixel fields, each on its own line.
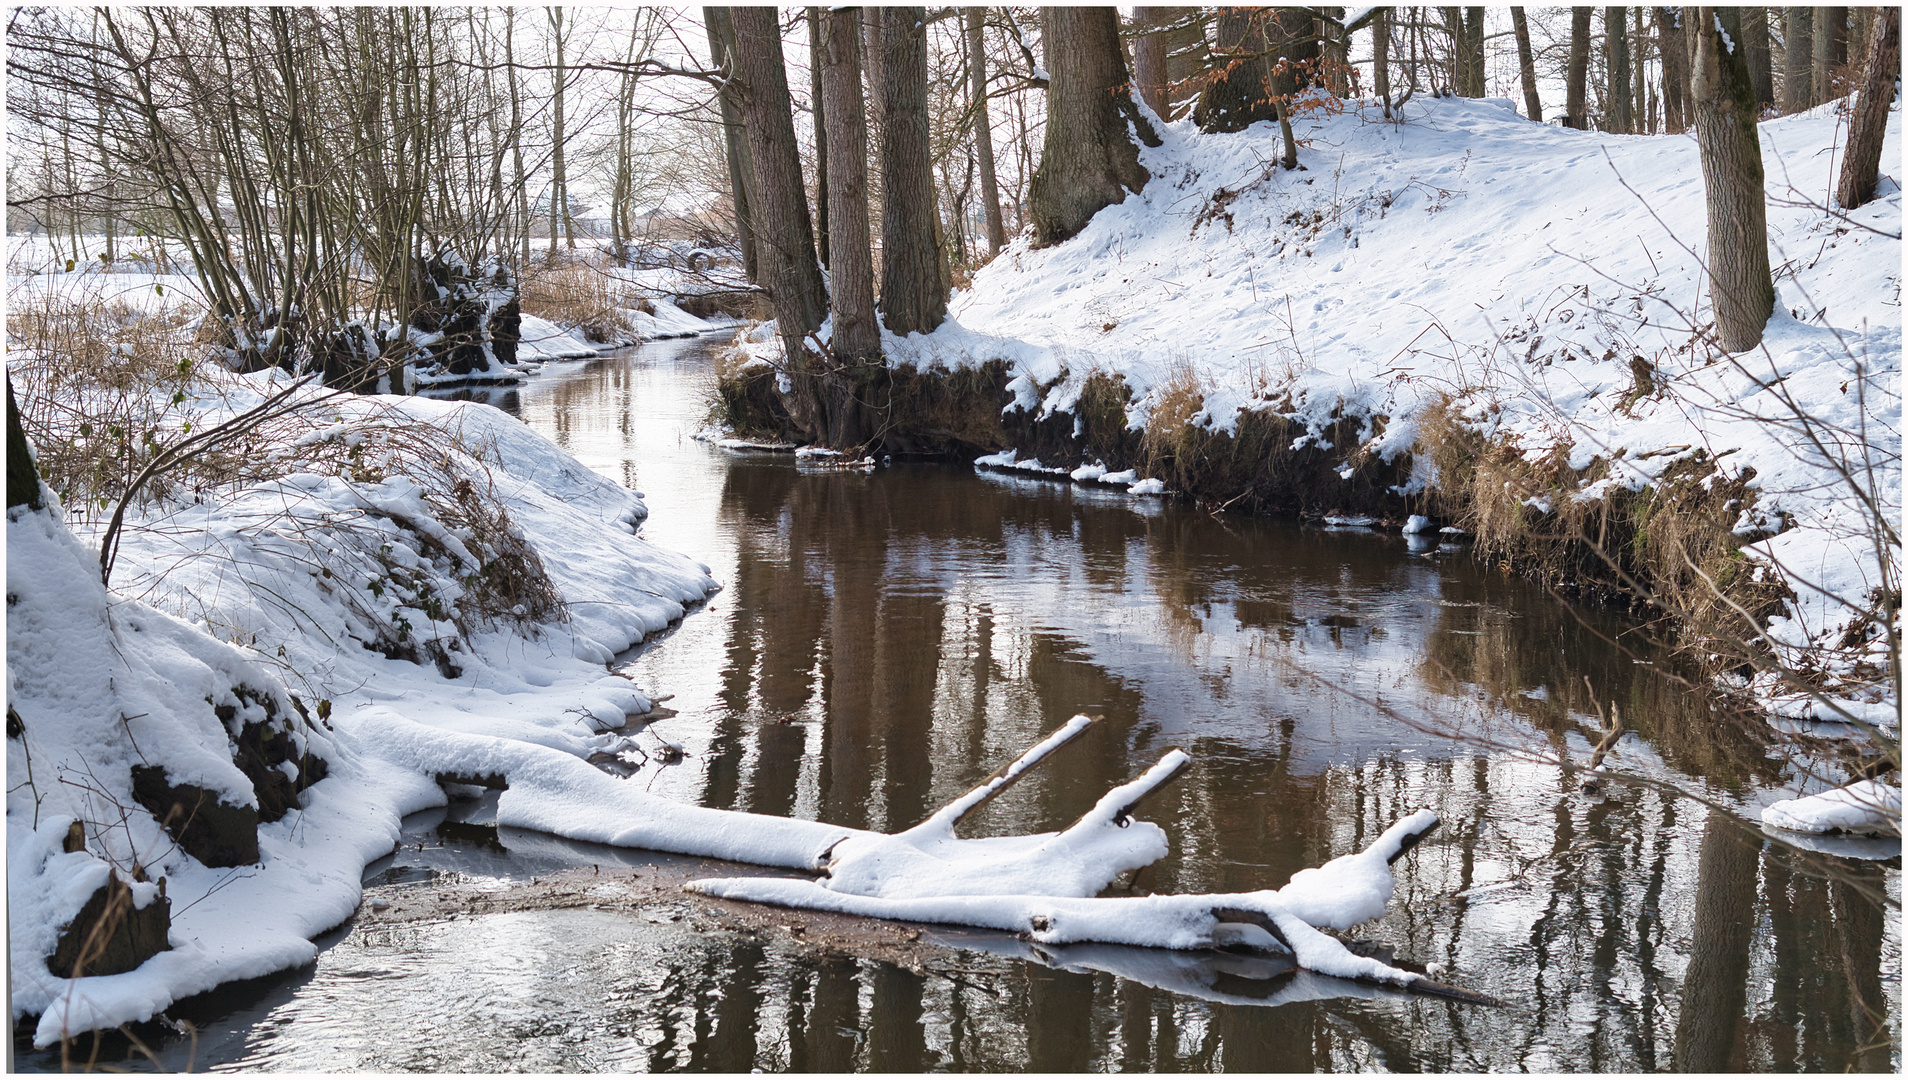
left=1402, top=514, right=1437, bottom=534
left=1128, top=478, right=1167, bottom=496
left=1762, top=780, right=1901, bottom=836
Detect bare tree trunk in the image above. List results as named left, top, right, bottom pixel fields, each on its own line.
left=1689, top=5, right=1776, bottom=352
left=966, top=7, right=1007, bottom=257
left=878, top=5, right=947, bottom=336
left=505, top=10, right=531, bottom=269
left=1657, top=7, right=1689, bottom=131
left=547, top=8, right=567, bottom=256
left=1463, top=7, right=1485, bottom=97
left=705, top=7, right=759, bottom=283
left=1742, top=7, right=1776, bottom=110
left=1814, top=6, right=1847, bottom=104
left=808, top=7, right=830, bottom=270
left=1606, top=7, right=1633, bottom=131
left=1512, top=8, right=1543, bottom=121
left=1783, top=7, right=1814, bottom=112
left=1566, top=8, right=1594, bottom=128
left=728, top=7, right=828, bottom=362
left=1031, top=8, right=1158, bottom=247
left=1374, top=9, right=1394, bottom=117
left=1633, top=7, right=1651, bottom=131
left=1835, top=5, right=1900, bottom=209
left=821, top=7, right=879, bottom=362
left=1131, top=7, right=1172, bottom=117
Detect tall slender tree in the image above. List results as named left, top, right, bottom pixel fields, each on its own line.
left=1742, top=7, right=1776, bottom=111
left=878, top=5, right=946, bottom=336
left=966, top=7, right=1007, bottom=257
left=704, top=7, right=759, bottom=283
left=1566, top=8, right=1594, bottom=129
left=1834, top=5, right=1900, bottom=210
left=1783, top=7, right=1814, bottom=112
left=1605, top=7, right=1633, bottom=132
left=1512, top=8, right=1544, bottom=122
left=1689, top=5, right=1775, bottom=352
left=820, top=7, right=878, bottom=361
left=1031, top=8, right=1159, bottom=247
left=728, top=7, right=828, bottom=363
left=1657, top=7, right=1689, bottom=132
left=1813, top=7, right=1848, bottom=105
left=808, top=7, right=830, bottom=270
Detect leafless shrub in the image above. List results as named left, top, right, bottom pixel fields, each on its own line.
left=518, top=259, right=639, bottom=344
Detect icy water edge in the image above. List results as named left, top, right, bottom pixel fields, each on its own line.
left=22, top=335, right=1898, bottom=1072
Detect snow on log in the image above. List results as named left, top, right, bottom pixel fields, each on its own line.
left=690, top=807, right=1502, bottom=1003
left=818, top=747, right=1186, bottom=901
left=905, top=714, right=1098, bottom=836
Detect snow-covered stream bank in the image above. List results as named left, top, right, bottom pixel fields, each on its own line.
left=14, top=337, right=1891, bottom=1071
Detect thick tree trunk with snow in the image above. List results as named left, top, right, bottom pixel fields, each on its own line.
left=729, top=7, right=828, bottom=363
left=1512, top=8, right=1543, bottom=122
left=878, top=5, right=947, bottom=336
left=1689, top=5, right=1776, bottom=353
left=1566, top=8, right=1594, bottom=129
left=1835, top=5, right=1900, bottom=210
left=821, top=7, right=879, bottom=363
left=1605, top=7, right=1633, bottom=131
left=966, top=8, right=1007, bottom=257
left=1031, top=8, right=1157, bottom=248
left=704, top=7, right=759, bottom=284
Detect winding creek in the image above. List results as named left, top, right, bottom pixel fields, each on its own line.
left=26, top=335, right=1898, bottom=1072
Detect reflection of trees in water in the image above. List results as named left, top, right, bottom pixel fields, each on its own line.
left=668, top=458, right=1892, bottom=1071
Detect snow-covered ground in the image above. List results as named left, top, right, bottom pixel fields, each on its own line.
left=7, top=369, right=760, bottom=1043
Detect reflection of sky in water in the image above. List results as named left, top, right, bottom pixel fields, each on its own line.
left=383, top=338, right=1906, bottom=1072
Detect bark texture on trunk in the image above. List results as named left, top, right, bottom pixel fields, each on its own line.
left=1566, top=7, right=1594, bottom=128
left=1374, top=8, right=1394, bottom=115
left=1689, top=4, right=1776, bottom=352
left=1462, top=7, right=1486, bottom=97
left=1195, top=8, right=1279, bottom=131
left=1783, top=6, right=1814, bottom=111
left=1512, top=8, right=1544, bottom=121
left=1813, top=6, right=1847, bottom=105
left=878, top=5, right=947, bottom=336
left=704, top=7, right=759, bottom=282
left=1834, top=5, right=1900, bottom=209
left=821, top=6, right=879, bottom=362
left=809, top=7, right=830, bottom=270
left=1130, top=7, right=1172, bottom=118
left=1606, top=7, right=1633, bottom=130
left=1030, top=8, right=1158, bottom=247
left=1743, top=7, right=1775, bottom=109
left=966, top=7, right=1007, bottom=256
left=730, top=7, right=828, bottom=361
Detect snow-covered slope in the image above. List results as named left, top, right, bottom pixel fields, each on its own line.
left=6, top=373, right=776, bottom=1045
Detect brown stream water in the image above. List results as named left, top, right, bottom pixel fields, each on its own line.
left=30, top=335, right=1898, bottom=1072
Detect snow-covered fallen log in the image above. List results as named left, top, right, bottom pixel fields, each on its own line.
left=689, top=717, right=1500, bottom=1005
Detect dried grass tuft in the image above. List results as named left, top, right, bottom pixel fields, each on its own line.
left=518, top=260, right=639, bottom=343
left=1143, top=359, right=1205, bottom=474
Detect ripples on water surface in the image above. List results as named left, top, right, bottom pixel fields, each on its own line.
left=30, top=337, right=1896, bottom=1072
